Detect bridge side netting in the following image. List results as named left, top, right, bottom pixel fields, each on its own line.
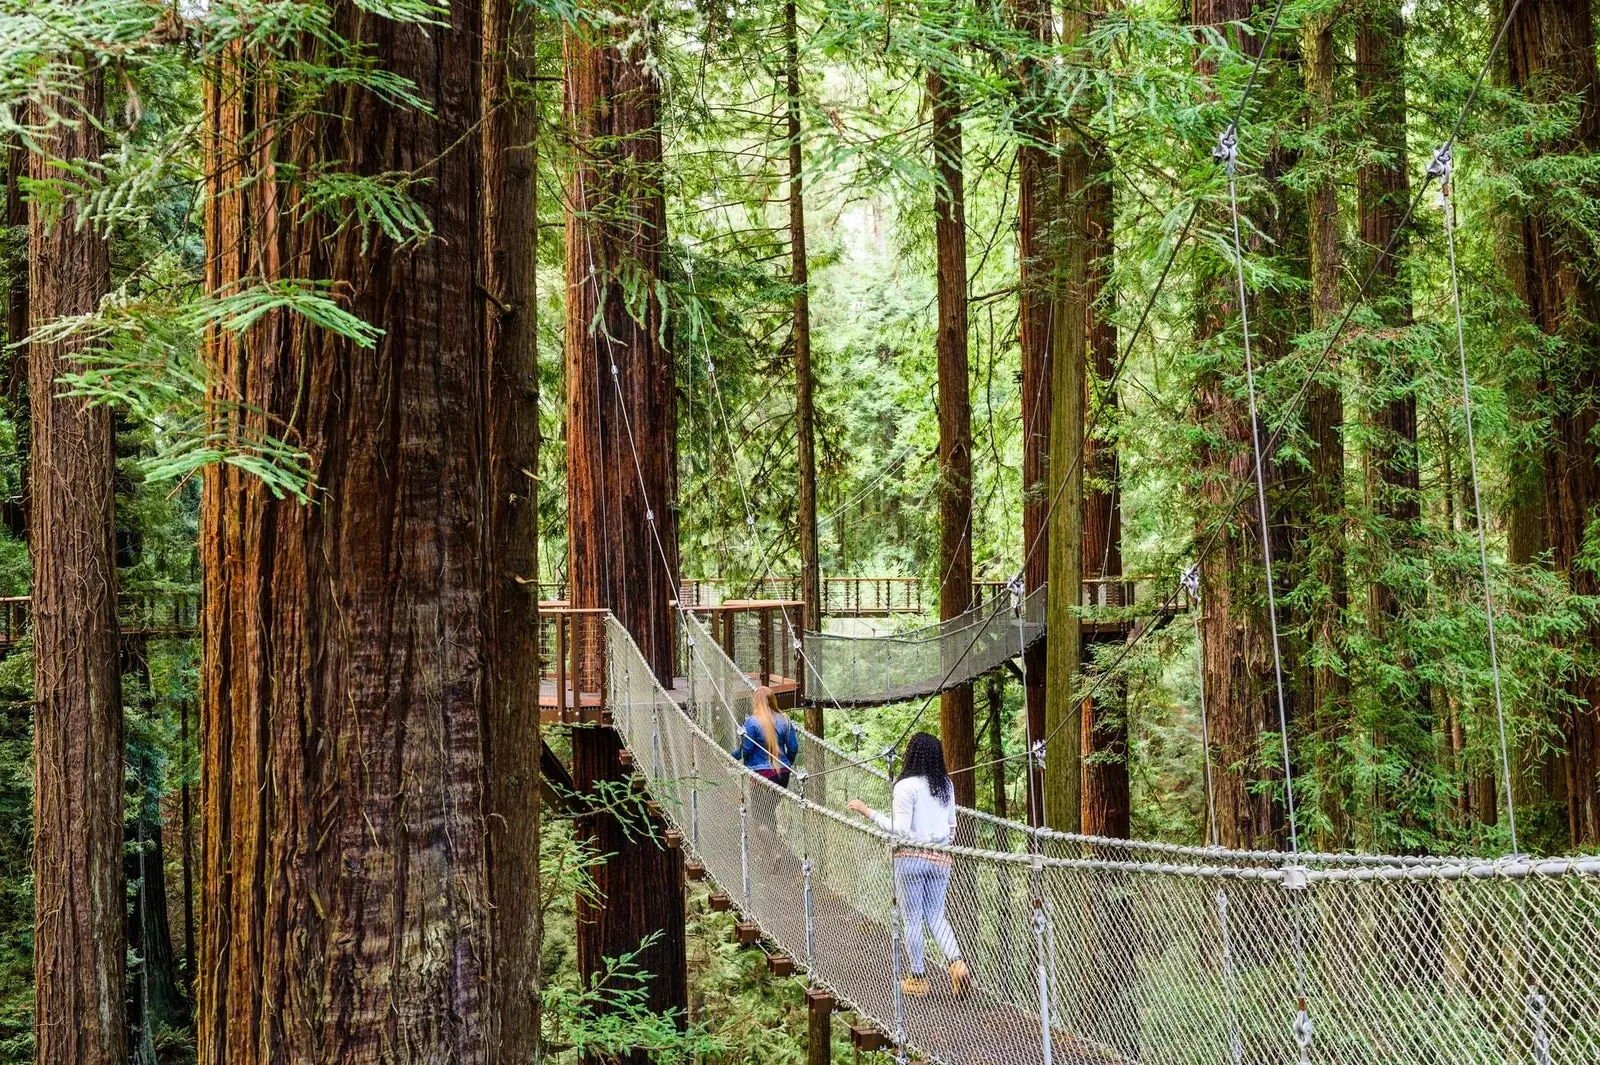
left=682, top=611, right=1499, bottom=872
left=800, top=586, right=1047, bottom=706
left=610, top=614, right=1600, bottom=1065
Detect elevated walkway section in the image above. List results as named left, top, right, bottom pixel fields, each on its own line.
left=587, top=608, right=1600, bottom=1065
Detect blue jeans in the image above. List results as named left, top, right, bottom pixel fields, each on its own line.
left=895, top=856, right=962, bottom=975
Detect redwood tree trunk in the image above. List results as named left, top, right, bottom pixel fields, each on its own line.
left=28, top=56, right=127, bottom=1065
left=1506, top=0, right=1600, bottom=845
left=1079, top=144, right=1127, bottom=841
left=1357, top=0, right=1437, bottom=849
left=484, top=0, right=543, bottom=1058
left=1192, top=0, right=1284, bottom=851
left=930, top=68, right=977, bottom=811
left=788, top=0, right=823, bottom=687
left=1304, top=6, right=1352, bottom=849
left=564, top=5, right=687, bottom=1047
left=1046, top=132, right=1086, bottom=833
left=1011, top=0, right=1052, bottom=828
left=199, top=2, right=502, bottom=1058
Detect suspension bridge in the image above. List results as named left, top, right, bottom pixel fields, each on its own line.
left=534, top=0, right=1600, bottom=1055
left=562, top=606, right=1600, bottom=1065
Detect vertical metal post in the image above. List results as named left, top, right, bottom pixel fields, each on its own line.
left=1218, top=889, right=1242, bottom=1065
left=651, top=713, right=662, bottom=781
left=1033, top=892, right=1053, bottom=1065
left=799, top=773, right=816, bottom=971
left=759, top=606, right=773, bottom=686
left=888, top=839, right=907, bottom=1063
left=740, top=777, right=752, bottom=913
left=1527, top=983, right=1552, bottom=1065
left=555, top=612, right=568, bottom=722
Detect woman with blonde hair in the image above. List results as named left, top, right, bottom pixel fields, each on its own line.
left=733, top=686, right=800, bottom=864
left=732, top=685, right=799, bottom=787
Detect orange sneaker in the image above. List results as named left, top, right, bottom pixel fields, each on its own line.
left=948, top=959, right=971, bottom=999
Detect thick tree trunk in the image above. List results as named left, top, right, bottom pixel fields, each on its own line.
left=1304, top=4, right=1351, bottom=850
left=484, top=1, right=543, bottom=1059
left=28, top=56, right=127, bottom=1065
left=564, top=6, right=687, bottom=1049
left=126, top=740, right=189, bottom=1046
left=1192, top=0, right=1285, bottom=851
left=1079, top=143, right=1127, bottom=841
left=1011, top=0, right=1053, bottom=828
left=788, top=0, right=823, bottom=688
left=930, top=68, right=977, bottom=812
left=198, top=2, right=502, bottom=1058
left=1357, top=0, right=1436, bottom=849
left=1046, top=134, right=1086, bottom=832
left=1505, top=0, right=1600, bottom=845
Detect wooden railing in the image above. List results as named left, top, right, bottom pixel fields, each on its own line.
left=681, top=599, right=806, bottom=698
left=536, top=604, right=609, bottom=725
left=0, top=592, right=201, bottom=649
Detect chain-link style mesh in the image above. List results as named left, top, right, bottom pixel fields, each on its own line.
left=607, top=615, right=1600, bottom=1065
left=801, top=586, right=1047, bottom=706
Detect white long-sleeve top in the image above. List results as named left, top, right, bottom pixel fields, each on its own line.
left=867, top=776, right=957, bottom=846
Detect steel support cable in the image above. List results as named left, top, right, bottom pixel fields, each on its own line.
left=951, top=0, right=1532, bottom=796
left=1433, top=147, right=1519, bottom=857
left=685, top=269, right=877, bottom=743
left=1217, top=128, right=1301, bottom=856
left=864, top=0, right=1295, bottom=763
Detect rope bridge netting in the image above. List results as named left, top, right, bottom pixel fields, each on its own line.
left=607, top=612, right=1600, bottom=1065
left=792, top=585, right=1048, bottom=706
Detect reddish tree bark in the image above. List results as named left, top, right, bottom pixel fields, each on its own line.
left=199, top=3, right=504, bottom=1059
left=484, top=0, right=543, bottom=1057
left=930, top=68, right=977, bottom=811
left=1192, top=0, right=1287, bottom=851
left=1305, top=1, right=1352, bottom=849
left=28, top=55, right=127, bottom=1065
left=564, top=5, right=687, bottom=1049
left=1011, top=0, right=1053, bottom=827
left=1080, top=148, right=1128, bottom=841
left=1506, top=0, right=1600, bottom=845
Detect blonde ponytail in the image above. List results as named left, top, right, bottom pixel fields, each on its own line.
left=753, top=685, right=782, bottom=767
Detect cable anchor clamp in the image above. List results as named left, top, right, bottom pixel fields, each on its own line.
left=1293, top=1006, right=1313, bottom=1059
left=1281, top=864, right=1309, bottom=890
left=1180, top=564, right=1201, bottom=602
left=1427, top=143, right=1453, bottom=184
left=1213, top=125, right=1239, bottom=174
left=1030, top=738, right=1047, bottom=769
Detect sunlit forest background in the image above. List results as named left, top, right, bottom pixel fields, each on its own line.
left=3, top=0, right=1600, bottom=1058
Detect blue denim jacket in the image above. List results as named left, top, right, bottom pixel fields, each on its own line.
left=732, top=714, right=799, bottom=772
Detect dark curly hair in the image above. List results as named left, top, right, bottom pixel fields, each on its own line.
left=898, top=731, right=952, bottom=804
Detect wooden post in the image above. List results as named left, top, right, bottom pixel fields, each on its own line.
left=759, top=606, right=773, bottom=686
left=806, top=989, right=833, bottom=1065
left=555, top=611, right=568, bottom=722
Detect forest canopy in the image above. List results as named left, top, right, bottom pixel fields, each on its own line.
left=3, top=0, right=1600, bottom=1060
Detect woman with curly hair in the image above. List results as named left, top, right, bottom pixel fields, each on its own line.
left=847, top=731, right=970, bottom=998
